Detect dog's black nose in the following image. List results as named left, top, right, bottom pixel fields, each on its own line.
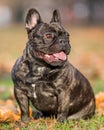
left=59, top=39, right=66, bottom=45
left=59, top=38, right=71, bottom=55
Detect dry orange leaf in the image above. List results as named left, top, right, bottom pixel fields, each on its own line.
left=0, top=99, right=32, bottom=123
left=15, top=128, right=20, bottom=130
left=95, top=92, right=104, bottom=115
left=0, top=106, right=20, bottom=122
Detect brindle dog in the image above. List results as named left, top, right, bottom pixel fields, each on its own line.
left=11, top=8, right=95, bottom=122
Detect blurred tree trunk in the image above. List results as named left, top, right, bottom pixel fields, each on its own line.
left=87, top=0, right=95, bottom=24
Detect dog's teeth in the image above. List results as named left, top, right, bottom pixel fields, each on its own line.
left=45, top=54, right=50, bottom=58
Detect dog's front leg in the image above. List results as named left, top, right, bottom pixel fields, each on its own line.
left=57, top=90, right=70, bottom=122
left=14, top=86, right=30, bottom=122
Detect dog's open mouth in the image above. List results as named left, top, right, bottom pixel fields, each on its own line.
left=44, top=51, right=67, bottom=62
left=35, top=50, right=67, bottom=63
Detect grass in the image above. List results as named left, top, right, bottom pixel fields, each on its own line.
left=0, top=75, right=13, bottom=100
left=0, top=74, right=13, bottom=86
left=92, top=78, right=104, bottom=94
left=0, top=115, right=104, bottom=130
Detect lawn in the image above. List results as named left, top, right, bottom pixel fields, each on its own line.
left=0, top=24, right=104, bottom=129
left=0, top=115, right=104, bottom=130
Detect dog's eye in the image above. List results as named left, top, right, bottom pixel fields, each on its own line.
left=44, top=33, right=53, bottom=39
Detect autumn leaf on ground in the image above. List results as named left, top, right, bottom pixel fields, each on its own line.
left=96, top=92, right=104, bottom=115
left=0, top=99, right=32, bottom=123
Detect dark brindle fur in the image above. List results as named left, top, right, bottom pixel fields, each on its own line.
left=11, top=9, right=95, bottom=122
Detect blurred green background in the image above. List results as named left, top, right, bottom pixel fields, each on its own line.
left=0, top=0, right=104, bottom=99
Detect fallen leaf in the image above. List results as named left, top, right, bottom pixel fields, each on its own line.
left=0, top=99, right=32, bottom=123
left=15, top=128, right=20, bottom=130
left=96, top=92, right=104, bottom=115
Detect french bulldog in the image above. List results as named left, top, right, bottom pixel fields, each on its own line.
left=11, top=8, right=95, bottom=122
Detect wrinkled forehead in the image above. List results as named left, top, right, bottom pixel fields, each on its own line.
left=33, top=22, right=65, bottom=35
left=49, top=23, right=64, bottom=32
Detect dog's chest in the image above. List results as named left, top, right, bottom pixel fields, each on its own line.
left=30, top=82, right=57, bottom=111
left=26, top=66, right=54, bottom=97
left=28, top=81, right=57, bottom=111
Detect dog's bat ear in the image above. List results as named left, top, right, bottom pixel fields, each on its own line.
left=50, top=9, right=61, bottom=24
left=25, top=8, right=42, bottom=30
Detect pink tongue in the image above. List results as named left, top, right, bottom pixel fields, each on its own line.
left=53, top=51, right=66, bottom=61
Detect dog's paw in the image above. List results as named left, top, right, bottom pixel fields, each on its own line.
left=21, top=116, right=31, bottom=123
left=57, top=115, right=67, bottom=123
left=33, top=110, right=43, bottom=119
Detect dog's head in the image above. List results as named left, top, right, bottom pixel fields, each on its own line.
left=25, top=8, right=71, bottom=66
